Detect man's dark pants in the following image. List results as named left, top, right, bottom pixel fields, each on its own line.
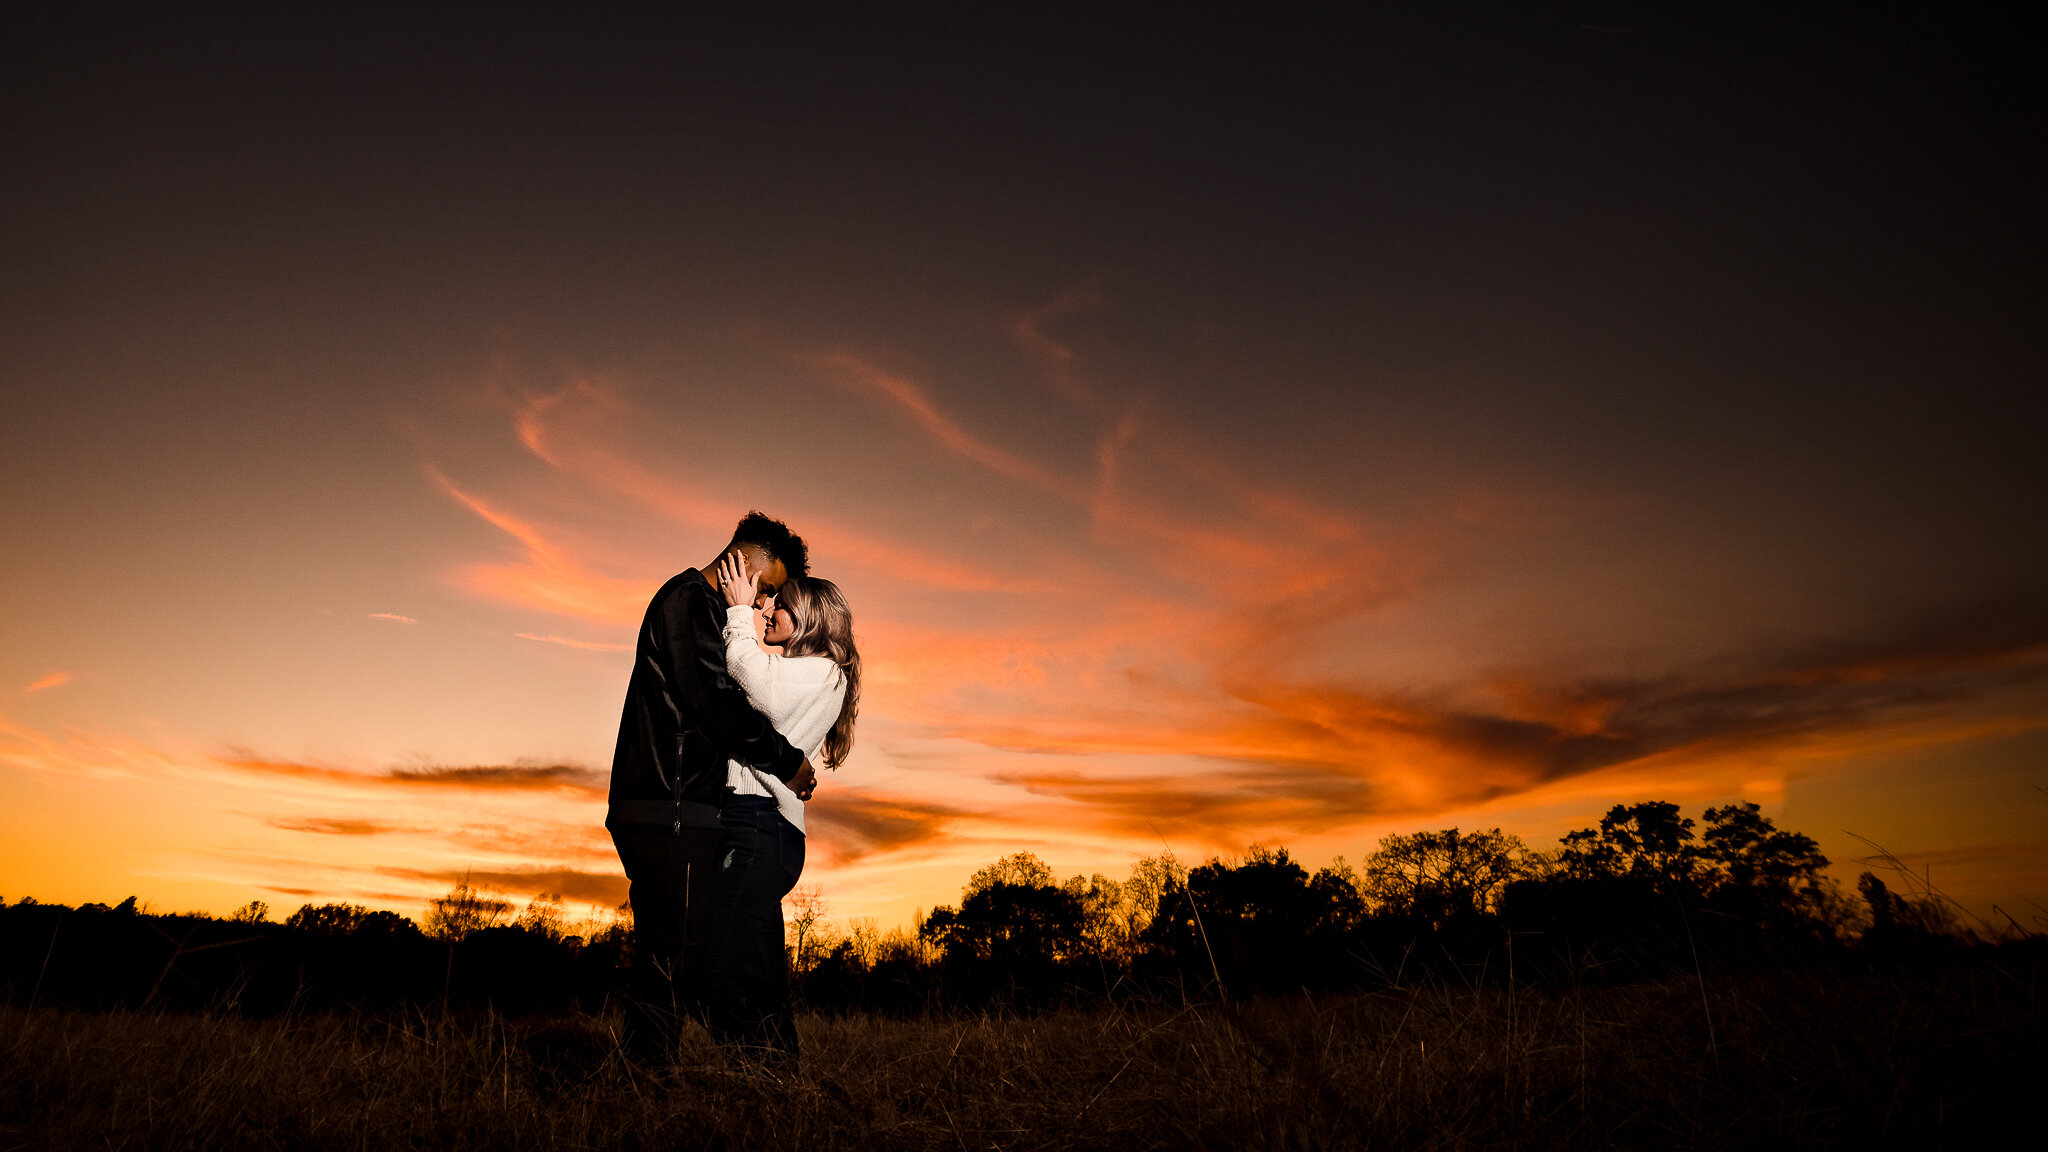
left=702, top=794, right=805, bottom=1064
left=609, top=820, right=723, bottom=1059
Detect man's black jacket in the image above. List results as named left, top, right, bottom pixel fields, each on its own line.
left=606, top=569, right=803, bottom=830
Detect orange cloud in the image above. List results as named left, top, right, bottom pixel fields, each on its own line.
left=457, top=378, right=1093, bottom=608
left=808, top=348, right=1321, bottom=578
left=508, top=381, right=738, bottom=532
left=2, top=709, right=195, bottom=784
left=222, top=756, right=606, bottom=796
left=799, top=347, right=1414, bottom=620
left=367, top=613, right=418, bottom=624
left=1009, top=281, right=1102, bottom=373
left=801, top=351, right=1092, bottom=505
left=982, top=615, right=2048, bottom=843
left=267, top=817, right=408, bottom=836
left=22, top=671, right=70, bottom=693
left=388, top=763, right=606, bottom=793
left=1008, top=286, right=1367, bottom=547
left=376, top=864, right=626, bottom=905
left=0, top=711, right=619, bottom=917
left=805, top=790, right=967, bottom=865
left=429, top=467, right=653, bottom=623
left=434, top=381, right=1065, bottom=628
left=515, top=632, right=631, bottom=652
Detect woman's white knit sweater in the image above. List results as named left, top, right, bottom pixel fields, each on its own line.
left=720, top=604, right=846, bottom=834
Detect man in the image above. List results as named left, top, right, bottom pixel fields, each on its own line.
left=606, top=511, right=819, bottom=1060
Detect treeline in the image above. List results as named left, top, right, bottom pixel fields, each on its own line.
left=0, top=886, right=628, bottom=1016
left=796, top=801, right=1997, bottom=1012
left=0, top=801, right=2013, bottom=1019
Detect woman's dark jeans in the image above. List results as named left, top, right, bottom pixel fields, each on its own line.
left=703, top=794, right=805, bottom=1063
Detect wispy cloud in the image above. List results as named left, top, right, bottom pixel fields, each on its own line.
left=987, top=608, right=2048, bottom=842
left=22, top=671, right=71, bottom=693
left=267, top=817, right=409, bottom=836
left=222, top=756, right=606, bottom=796
left=2, top=710, right=195, bottom=784
left=1007, top=287, right=1368, bottom=546
left=430, top=378, right=1081, bottom=618
left=388, top=763, right=607, bottom=792
left=801, top=349, right=1382, bottom=580
left=428, top=466, right=653, bottom=624
left=806, top=790, right=967, bottom=864
left=515, top=632, right=631, bottom=652
left=377, top=864, right=626, bottom=905
left=367, top=613, right=418, bottom=624
left=801, top=351, right=1094, bottom=505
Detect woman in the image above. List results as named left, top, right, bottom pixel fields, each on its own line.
left=704, top=550, right=860, bottom=1065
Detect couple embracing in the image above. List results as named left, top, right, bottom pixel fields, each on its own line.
left=604, top=512, right=859, bottom=1070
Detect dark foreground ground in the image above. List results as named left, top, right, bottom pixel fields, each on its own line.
left=1, top=966, right=2037, bottom=1150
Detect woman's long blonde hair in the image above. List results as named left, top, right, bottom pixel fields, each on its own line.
left=775, top=575, right=859, bottom=770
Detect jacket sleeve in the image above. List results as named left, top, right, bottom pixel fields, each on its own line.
left=665, top=578, right=805, bottom=783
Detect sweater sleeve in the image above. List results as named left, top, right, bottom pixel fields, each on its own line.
left=721, top=605, right=785, bottom=720
left=665, top=578, right=803, bottom=782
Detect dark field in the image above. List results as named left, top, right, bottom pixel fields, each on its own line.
left=6, top=810, right=2039, bottom=1147
left=3, top=963, right=2036, bottom=1151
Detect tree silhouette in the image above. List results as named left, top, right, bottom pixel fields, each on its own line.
left=1700, top=804, right=1824, bottom=886
left=922, top=882, right=1086, bottom=965
left=1698, top=803, right=1836, bottom=937
left=1362, top=828, right=1530, bottom=926
left=964, top=851, right=1056, bottom=895
left=922, top=870, right=1088, bottom=1006
left=785, top=884, right=830, bottom=974
left=1062, top=872, right=1129, bottom=960
left=421, top=882, right=511, bottom=942
left=1558, top=801, right=1699, bottom=891
left=285, top=903, right=372, bottom=935
left=1142, top=846, right=1369, bottom=994
left=515, top=892, right=568, bottom=942
left=1308, top=857, right=1368, bottom=936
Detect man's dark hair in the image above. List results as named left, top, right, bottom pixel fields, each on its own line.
left=727, top=511, right=809, bottom=577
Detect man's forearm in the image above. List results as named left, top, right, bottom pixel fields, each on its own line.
left=700, top=687, right=804, bottom=781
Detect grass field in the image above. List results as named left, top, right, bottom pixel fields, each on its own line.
left=3, top=961, right=2035, bottom=1150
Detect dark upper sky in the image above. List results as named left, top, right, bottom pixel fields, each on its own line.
left=8, top=3, right=2042, bottom=531
left=2, top=3, right=2043, bottom=920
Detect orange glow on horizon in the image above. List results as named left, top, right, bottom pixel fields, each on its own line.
left=5, top=343, right=2045, bottom=931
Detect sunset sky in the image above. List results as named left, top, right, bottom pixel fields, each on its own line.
left=4, top=5, right=2043, bottom=934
